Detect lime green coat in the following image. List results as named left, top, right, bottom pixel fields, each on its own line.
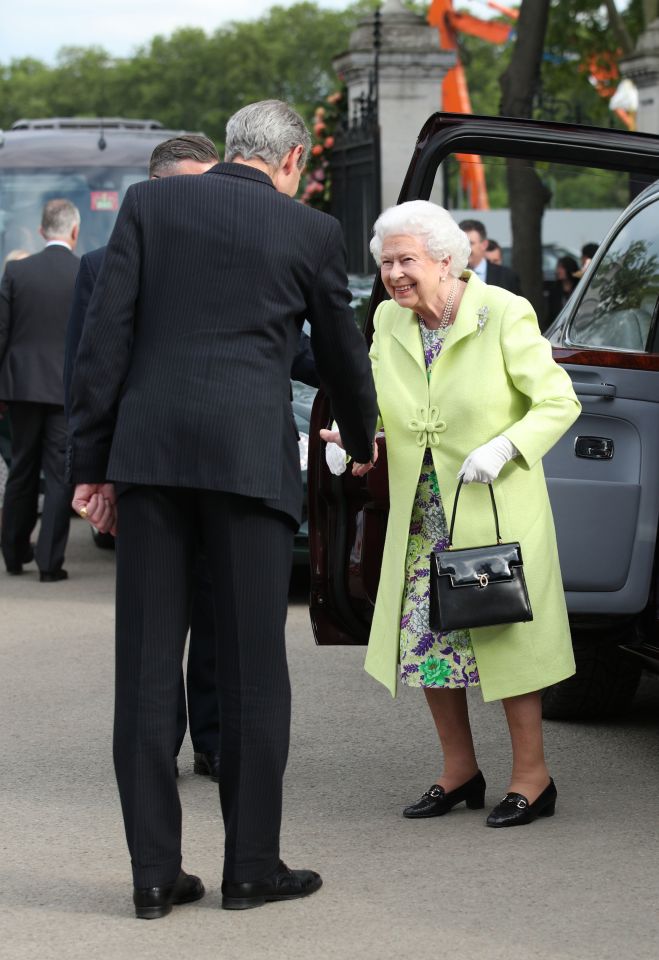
left=363, top=272, right=581, bottom=701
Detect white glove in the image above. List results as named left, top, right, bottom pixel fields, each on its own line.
left=458, top=435, right=518, bottom=484
left=325, top=442, right=348, bottom=476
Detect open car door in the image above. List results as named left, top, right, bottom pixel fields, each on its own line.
left=308, top=113, right=659, bottom=658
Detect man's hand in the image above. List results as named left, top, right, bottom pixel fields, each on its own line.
left=72, top=482, right=117, bottom=535
left=320, top=428, right=347, bottom=475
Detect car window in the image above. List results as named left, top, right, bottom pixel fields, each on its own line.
left=567, top=198, right=659, bottom=352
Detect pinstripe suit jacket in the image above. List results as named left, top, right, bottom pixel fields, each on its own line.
left=67, top=163, right=377, bottom=523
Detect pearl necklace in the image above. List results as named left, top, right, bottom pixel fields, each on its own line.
left=418, top=278, right=458, bottom=330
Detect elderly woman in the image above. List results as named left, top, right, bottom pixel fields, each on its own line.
left=323, top=200, right=580, bottom=827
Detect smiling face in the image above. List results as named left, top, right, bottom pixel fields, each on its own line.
left=380, top=234, right=450, bottom=314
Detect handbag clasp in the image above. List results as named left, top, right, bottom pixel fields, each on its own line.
left=478, top=573, right=489, bottom=588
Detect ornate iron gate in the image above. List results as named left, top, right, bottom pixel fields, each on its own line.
left=329, top=89, right=381, bottom=275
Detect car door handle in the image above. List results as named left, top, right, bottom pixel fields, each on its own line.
left=575, top=436, right=614, bottom=459
left=572, top=381, right=617, bottom=398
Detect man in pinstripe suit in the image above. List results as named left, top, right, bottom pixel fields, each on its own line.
left=68, top=100, right=378, bottom=917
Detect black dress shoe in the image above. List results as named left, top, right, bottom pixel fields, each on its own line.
left=133, top=869, right=205, bottom=920
left=193, top=751, right=220, bottom=783
left=403, top=770, right=486, bottom=819
left=486, top=778, right=557, bottom=828
left=221, top=860, right=322, bottom=910
left=39, top=568, right=68, bottom=582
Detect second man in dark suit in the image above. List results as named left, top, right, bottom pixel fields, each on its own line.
left=65, top=135, right=322, bottom=786
left=65, top=135, right=226, bottom=784
left=68, top=100, right=378, bottom=917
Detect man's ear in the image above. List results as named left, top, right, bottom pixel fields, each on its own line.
left=38, top=226, right=46, bottom=241
left=283, top=144, right=304, bottom=174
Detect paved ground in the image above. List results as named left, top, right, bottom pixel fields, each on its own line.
left=2, top=518, right=659, bottom=960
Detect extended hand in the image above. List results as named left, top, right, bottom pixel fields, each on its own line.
left=458, top=436, right=516, bottom=484
left=72, top=482, right=117, bottom=535
left=320, top=428, right=347, bottom=475
left=320, top=429, right=378, bottom=477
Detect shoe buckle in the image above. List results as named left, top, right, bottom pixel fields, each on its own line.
left=516, top=799, right=528, bottom=810
left=428, top=786, right=442, bottom=798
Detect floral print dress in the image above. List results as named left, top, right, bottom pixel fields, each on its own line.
left=399, top=320, right=480, bottom=689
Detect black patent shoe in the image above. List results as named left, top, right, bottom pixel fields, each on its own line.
left=403, top=770, right=486, bottom=819
left=193, top=751, right=221, bottom=783
left=221, top=860, right=322, bottom=910
left=133, top=869, right=205, bottom=919
left=486, top=778, right=557, bottom=828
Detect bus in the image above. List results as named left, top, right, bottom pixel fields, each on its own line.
left=0, top=117, right=193, bottom=260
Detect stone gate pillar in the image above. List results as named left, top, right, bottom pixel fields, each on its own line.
left=333, top=0, right=455, bottom=211
left=620, top=19, right=659, bottom=134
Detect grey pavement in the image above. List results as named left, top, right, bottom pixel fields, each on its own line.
left=2, top=517, right=658, bottom=960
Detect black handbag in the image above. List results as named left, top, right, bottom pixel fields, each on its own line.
left=429, top=479, right=533, bottom=633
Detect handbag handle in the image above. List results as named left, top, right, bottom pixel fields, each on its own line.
left=447, top=478, right=502, bottom=547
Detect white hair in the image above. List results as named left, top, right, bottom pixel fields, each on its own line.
left=224, top=99, right=311, bottom=170
left=370, top=200, right=471, bottom=276
left=41, top=199, right=80, bottom=240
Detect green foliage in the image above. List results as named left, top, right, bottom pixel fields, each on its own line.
left=0, top=2, right=370, bottom=146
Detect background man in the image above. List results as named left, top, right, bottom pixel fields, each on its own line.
left=459, top=218, right=520, bottom=293
left=484, top=238, right=503, bottom=265
left=65, top=135, right=225, bottom=783
left=68, top=100, right=377, bottom=917
left=0, top=199, right=80, bottom=581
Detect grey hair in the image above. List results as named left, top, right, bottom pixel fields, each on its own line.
left=224, top=100, right=311, bottom=170
left=41, top=199, right=80, bottom=239
left=370, top=201, right=471, bottom=276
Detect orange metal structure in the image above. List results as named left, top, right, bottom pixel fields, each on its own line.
left=585, top=51, right=635, bottom=130
left=427, top=0, right=634, bottom=207
left=427, top=0, right=517, bottom=208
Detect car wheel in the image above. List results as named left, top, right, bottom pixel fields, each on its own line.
left=541, top=628, right=642, bottom=721
left=91, top=527, right=115, bottom=550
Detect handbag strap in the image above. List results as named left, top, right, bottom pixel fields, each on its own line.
left=447, top=478, right=502, bottom=547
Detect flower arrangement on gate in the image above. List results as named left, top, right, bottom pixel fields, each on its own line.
left=300, top=89, right=344, bottom=212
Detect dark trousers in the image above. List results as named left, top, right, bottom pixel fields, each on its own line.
left=1, top=401, right=72, bottom=573
left=175, top=556, right=219, bottom=756
left=113, top=485, right=294, bottom=888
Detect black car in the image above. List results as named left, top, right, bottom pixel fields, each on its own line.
left=308, top=113, right=659, bottom=721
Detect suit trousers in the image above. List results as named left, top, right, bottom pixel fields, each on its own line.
left=1, top=401, right=72, bottom=573
left=175, top=555, right=219, bottom=757
left=113, top=485, right=294, bottom=888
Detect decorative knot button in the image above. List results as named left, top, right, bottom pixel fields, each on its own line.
left=407, top=406, right=447, bottom=447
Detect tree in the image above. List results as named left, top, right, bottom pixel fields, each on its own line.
left=500, top=0, right=552, bottom=318
left=0, top=2, right=372, bottom=144
left=450, top=0, right=657, bottom=315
